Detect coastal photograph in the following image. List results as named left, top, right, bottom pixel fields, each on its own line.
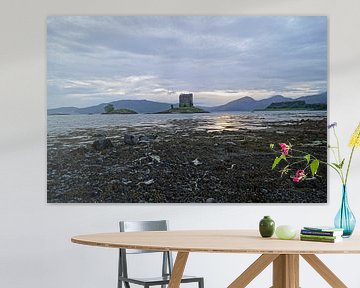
left=47, top=16, right=327, bottom=203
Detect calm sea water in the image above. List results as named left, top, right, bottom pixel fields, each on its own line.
left=47, top=111, right=326, bottom=135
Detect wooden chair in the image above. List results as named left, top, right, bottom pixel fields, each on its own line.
left=118, top=220, right=204, bottom=288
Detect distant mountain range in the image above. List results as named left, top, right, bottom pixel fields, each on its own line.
left=48, top=92, right=327, bottom=115
left=206, top=92, right=327, bottom=112
left=48, top=100, right=172, bottom=115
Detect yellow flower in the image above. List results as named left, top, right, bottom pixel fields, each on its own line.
left=349, top=122, right=360, bottom=147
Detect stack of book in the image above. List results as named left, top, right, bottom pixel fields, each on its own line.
left=300, top=226, right=344, bottom=243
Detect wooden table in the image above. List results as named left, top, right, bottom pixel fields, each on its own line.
left=71, top=230, right=360, bottom=288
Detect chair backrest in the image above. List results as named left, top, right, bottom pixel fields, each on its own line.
left=118, top=220, right=174, bottom=283
left=119, top=220, right=169, bottom=254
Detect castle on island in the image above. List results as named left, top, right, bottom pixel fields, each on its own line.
left=179, top=93, right=194, bottom=107
left=158, top=92, right=206, bottom=113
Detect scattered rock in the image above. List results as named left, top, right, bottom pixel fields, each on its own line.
left=122, top=179, right=132, bottom=185
left=124, top=133, right=157, bottom=145
left=228, top=164, right=236, bottom=170
left=92, top=138, right=113, bottom=150
left=150, top=155, right=161, bottom=163
left=139, top=134, right=157, bottom=143
left=134, top=156, right=148, bottom=163
left=144, top=179, right=154, bottom=185
left=124, top=133, right=139, bottom=145
left=92, top=188, right=102, bottom=197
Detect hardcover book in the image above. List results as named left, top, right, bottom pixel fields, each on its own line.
left=301, top=229, right=343, bottom=237
left=300, top=234, right=341, bottom=240
left=300, top=236, right=343, bottom=243
left=303, top=226, right=343, bottom=232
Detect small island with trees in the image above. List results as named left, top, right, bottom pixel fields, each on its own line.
left=256, top=100, right=327, bottom=111
left=102, top=104, right=138, bottom=114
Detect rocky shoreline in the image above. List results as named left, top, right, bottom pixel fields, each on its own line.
left=47, top=117, right=327, bottom=203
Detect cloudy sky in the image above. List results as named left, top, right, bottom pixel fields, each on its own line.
left=47, top=16, right=327, bottom=108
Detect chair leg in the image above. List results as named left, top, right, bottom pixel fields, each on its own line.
left=199, top=278, right=204, bottom=288
left=118, top=249, right=122, bottom=288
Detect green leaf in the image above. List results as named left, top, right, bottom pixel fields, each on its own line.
left=310, top=159, right=320, bottom=176
left=304, top=154, right=311, bottom=164
left=272, top=154, right=285, bottom=170
left=332, top=159, right=345, bottom=169
left=269, top=143, right=274, bottom=149
left=339, top=158, right=345, bottom=169
left=332, top=162, right=341, bottom=169
left=272, top=157, right=281, bottom=169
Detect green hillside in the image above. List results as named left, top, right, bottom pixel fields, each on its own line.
left=259, top=101, right=327, bottom=111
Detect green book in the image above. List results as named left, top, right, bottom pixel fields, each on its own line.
left=300, top=236, right=342, bottom=243
left=300, top=234, right=339, bottom=240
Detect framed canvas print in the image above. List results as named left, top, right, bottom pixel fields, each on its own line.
left=47, top=16, right=327, bottom=203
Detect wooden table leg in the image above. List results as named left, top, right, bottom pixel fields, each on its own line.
left=168, top=252, right=189, bottom=288
left=229, top=253, right=347, bottom=288
left=272, top=254, right=299, bottom=288
left=228, top=254, right=279, bottom=288
left=301, top=254, right=347, bottom=288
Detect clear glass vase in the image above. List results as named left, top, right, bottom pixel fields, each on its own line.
left=334, top=185, right=356, bottom=237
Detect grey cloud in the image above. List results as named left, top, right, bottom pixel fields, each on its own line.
left=47, top=16, right=327, bottom=108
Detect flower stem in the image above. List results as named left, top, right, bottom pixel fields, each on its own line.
left=333, top=127, right=346, bottom=182
left=345, top=129, right=360, bottom=185
left=345, top=145, right=356, bottom=185
left=330, top=147, right=339, bottom=164
left=333, top=127, right=342, bottom=165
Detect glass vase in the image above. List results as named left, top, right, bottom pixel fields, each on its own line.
left=334, top=185, right=356, bottom=237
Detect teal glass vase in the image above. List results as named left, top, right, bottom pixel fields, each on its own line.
left=334, top=185, right=356, bottom=237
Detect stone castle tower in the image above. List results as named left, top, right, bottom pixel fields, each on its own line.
left=179, top=93, right=194, bottom=107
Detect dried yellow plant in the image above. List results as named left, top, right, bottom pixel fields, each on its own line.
left=349, top=122, right=360, bottom=148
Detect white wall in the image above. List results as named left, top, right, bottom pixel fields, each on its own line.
left=1, top=0, right=360, bottom=287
